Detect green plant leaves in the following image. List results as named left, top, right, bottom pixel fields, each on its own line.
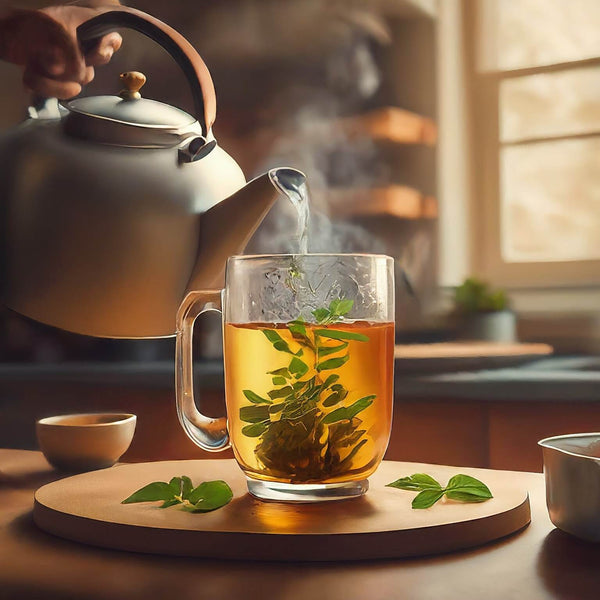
left=315, top=329, right=369, bottom=342
left=386, top=473, right=442, bottom=491
left=241, top=422, right=269, bottom=437
left=262, top=329, right=301, bottom=355
left=243, top=390, right=271, bottom=404
left=289, top=357, right=309, bottom=377
left=185, top=480, right=233, bottom=512
left=239, top=297, right=378, bottom=482
left=239, top=405, right=270, bottom=423
left=317, top=342, right=348, bottom=358
left=122, top=481, right=176, bottom=504
left=268, top=386, right=293, bottom=400
left=312, top=307, right=330, bottom=323
left=386, top=472, right=493, bottom=509
left=122, top=476, right=233, bottom=513
left=445, top=474, right=493, bottom=502
left=316, top=354, right=349, bottom=372
left=454, top=277, right=509, bottom=313
left=412, top=489, right=446, bottom=509
left=322, top=395, right=374, bottom=424
left=312, top=298, right=355, bottom=324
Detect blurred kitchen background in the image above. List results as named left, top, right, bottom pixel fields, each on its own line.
left=1, top=0, right=599, bottom=470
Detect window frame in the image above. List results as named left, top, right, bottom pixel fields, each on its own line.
left=466, top=1, right=600, bottom=289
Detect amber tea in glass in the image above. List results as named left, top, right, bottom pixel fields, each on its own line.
left=176, top=254, right=395, bottom=502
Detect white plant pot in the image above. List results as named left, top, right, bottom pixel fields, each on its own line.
left=458, top=310, right=517, bottom=343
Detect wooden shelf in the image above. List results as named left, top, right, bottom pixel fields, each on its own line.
left=335, top=107, right=436, bottom=146
left=325, top=186, right=437, bottom=220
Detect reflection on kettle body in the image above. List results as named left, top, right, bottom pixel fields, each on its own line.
left=0, top=6, right=304, bottom=339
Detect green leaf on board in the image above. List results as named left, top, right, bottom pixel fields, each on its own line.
left=121, top=481, right=175, bottom=504
left=185, top=481, right=233, bottom=513
left=412, top=489, right=446, bottom=509
left=386, top=473, right=442, bottom=492
left=122, top=476, right=233, bottom=515
left=386, top=472, right=493, bottom=509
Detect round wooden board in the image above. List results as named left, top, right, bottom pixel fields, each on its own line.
left=34, top=459, right=531, bottom=561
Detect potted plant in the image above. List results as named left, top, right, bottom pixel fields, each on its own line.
left=452, top=278, right=516, bottom=342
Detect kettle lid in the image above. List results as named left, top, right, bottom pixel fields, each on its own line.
left=62, top=71, right=203, bottom=148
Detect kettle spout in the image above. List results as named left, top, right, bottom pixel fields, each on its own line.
left=186, top=167, right=306, bottom=291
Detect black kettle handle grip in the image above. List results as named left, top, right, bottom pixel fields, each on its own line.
left=77, top=6, right=216, bottom=136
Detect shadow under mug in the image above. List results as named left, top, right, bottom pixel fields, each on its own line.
left=176, top=254, right=395, bottom=502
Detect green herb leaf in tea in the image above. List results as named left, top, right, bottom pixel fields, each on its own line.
left=239, top=297, right=379, bottom=482
left=243, top=390, right=271, bottom=404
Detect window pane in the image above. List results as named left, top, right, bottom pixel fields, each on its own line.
left=501, top=138, right=600, bottom=262
left=500, top=67, right=600, bottom=143
left=478, top=0, right=600, bottom=71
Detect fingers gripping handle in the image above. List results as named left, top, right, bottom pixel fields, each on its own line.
left=76, top=6, right=216, bottom=136
left=176, top=290, right=229, bottom=451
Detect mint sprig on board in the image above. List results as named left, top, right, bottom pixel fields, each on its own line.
left=386, top=473, right=493, bottom=509
left=122, top=476, right=233, bottom=513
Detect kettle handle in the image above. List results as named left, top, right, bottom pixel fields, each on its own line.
left=76, top=7, right=216, bottom=137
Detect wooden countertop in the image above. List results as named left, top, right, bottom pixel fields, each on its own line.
left=1, top=449, right=599, bottom=599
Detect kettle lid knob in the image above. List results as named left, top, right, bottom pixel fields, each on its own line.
left=119, top=71, right=146, bottom=100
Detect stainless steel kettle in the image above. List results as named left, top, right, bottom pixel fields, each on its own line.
left=0, top=7, right=302, bottom=338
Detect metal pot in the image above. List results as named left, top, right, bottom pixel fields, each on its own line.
left=0, top=6, right=302, bottom=338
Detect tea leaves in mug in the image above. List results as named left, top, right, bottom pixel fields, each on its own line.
left=268, top=386, right=293, bottom=400
left=315, top=329, right=369, bottom=342
left=240, top=405, right=271, bottom=423
left=240, top=297, right=377, bottom=481
left=321, top=395, right=375, bottom=424
left=316, top=354, right=349, bottom=372
left=317, top=342, right=348, bottom=358
left=262, top=329, right=301, bottom=355
left=242, top=422, right=269, bottom=437
left=243, top=390, right=271, bottom=404
left=289, top=356, right=309, bottom=377
left=268, top=367, right=291, bottom=378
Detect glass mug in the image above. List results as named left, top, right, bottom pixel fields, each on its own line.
left=176, top=254, right=395, bottom=502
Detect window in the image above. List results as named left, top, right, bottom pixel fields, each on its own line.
left=469, top=0, right=600, bottom=287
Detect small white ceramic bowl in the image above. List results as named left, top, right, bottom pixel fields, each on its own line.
left=539, top=432, right=600, bottom=543
left=36, top=413, right=137, bottom=472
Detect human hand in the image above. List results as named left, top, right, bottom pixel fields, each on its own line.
left=0, top=2, right=122, bottom=99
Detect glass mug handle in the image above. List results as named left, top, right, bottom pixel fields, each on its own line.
left=175, top=290, right=229, bottom=451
